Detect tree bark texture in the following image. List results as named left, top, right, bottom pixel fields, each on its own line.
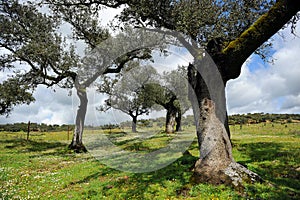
left=187, top=0, right=300, bottom=188
left=165, top=104, right=177, bottom=133
left=219, top=0, right=300, bottom=81
left=175, top=109, right=182, bottom=132
left=188, top=57, right=262, bottom=189
left=69, top=87, right=88, bottom=152
left=132, top=115, right=137, bottom=133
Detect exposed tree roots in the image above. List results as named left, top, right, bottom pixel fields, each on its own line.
left=191, top=161, right=263, bottom=191
left=68, top=143, right=88, bottom=153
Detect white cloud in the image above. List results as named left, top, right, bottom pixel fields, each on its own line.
left=281, top=94, right=300, bottom=109
left=145, top=46, right=193, bottom=74
left=1, top=11, right=300, bottom=125
left=0, top=5, right=126, bottom=126
left=0, top=86, right=74, bottom=125
left=226, top=22, right=300, bottom=114
left=99, top=6, right=125, bottom=27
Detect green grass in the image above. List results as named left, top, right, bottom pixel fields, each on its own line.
left=0, top=123, right=299, bottom=199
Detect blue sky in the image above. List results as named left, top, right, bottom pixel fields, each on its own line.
left=0, top=8, right=300, bottom=125
left=226, top=24, right=300, bottom=114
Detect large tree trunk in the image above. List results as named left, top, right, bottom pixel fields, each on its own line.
left=69, top=87, right=88, bottom=153
left=132, top=115, right=137, bottom=133
left=165, top=105, right=177, bottom=133
left=185, top=0, right=300, bottom=189
left=188, top=58, right=262, bottom=189
left=175, top=109, right=182, bottom=132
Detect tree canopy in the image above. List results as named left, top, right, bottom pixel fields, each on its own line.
left=0, top=0, right=166, bottom=150
left=98, top=63, right=158, bottom=132
left=0, top=78, right=35, bottom=116
left=51, top=0, right=300, bottom=80
left=0, top=0, right=78, bottom=116
left=139, top=66, right=191, bottom=133
left=0, top=0, right=77, bottom=87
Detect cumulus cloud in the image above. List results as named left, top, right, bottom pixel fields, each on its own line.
left=226, top=23, right=300, bottom=114
left=0, top=86, right=73, bottom=124
left=1, top=17, right=300, bottom=125
left=99, top=6, right=125, bottom=27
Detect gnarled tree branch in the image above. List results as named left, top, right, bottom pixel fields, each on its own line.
left=220, top=0, right=300, bottom=81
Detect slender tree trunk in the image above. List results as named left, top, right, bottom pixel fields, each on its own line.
left=69, top=86, right=88, bottom=152
left=188, top=58, right=262, bottom=189
left=165, top=106, right=176, bottom=133
left=175, top=109, right=182, bottom=132
left=132, top=115, right=137, bottom=133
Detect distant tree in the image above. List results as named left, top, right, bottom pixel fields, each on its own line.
left=101, top=0, right=300, bottom=186
left=138, top=119, right=152, bottom=128
left=5, top=0, right=300, bottom=186
left=0, top=1, right=162, bottom=151
left=140, top=66, right=190, bottom=133
left=99, top=63, right=158, bottom=132
left=120, top=121, right=132, bottom=128
left=163, top=66, right=191, bottom=132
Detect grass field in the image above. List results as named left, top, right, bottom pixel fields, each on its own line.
left=0, top=123, right=299, bottom=199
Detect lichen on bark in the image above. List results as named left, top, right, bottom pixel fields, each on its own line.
left=191, top=98, right=263, bottom=190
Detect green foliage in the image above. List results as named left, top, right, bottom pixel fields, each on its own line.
left=99, top=63, right=158, bottom=119
left=98, top=124, right=120, bottom=130
left=0, top=123, right=74, bottom=132
left=229, top=113, right=300, bottom=125
left=140, top=66, right=190, bottom=112
left=117, top=0, right=275, bottom=46
left=0, top=0, right=77, bottom=85
left=0, top=78, right=35, bottom=116
left=138, top=119, right=153, bottom=128
left=121, top=115, right=195, bottom=130
left=49, top=0, right=110, bottom=48
left=0, top=0, right=78, bottom=114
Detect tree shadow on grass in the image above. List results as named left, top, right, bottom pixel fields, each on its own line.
left=120, top=152, right=197, bottom=199
left=69, top=167, right=119, bottom=186
left=1, top=138, right=67, bottom=153
left=66, top=151, right=198, bottom=199
left=236, top=142, right=300, bottom=199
